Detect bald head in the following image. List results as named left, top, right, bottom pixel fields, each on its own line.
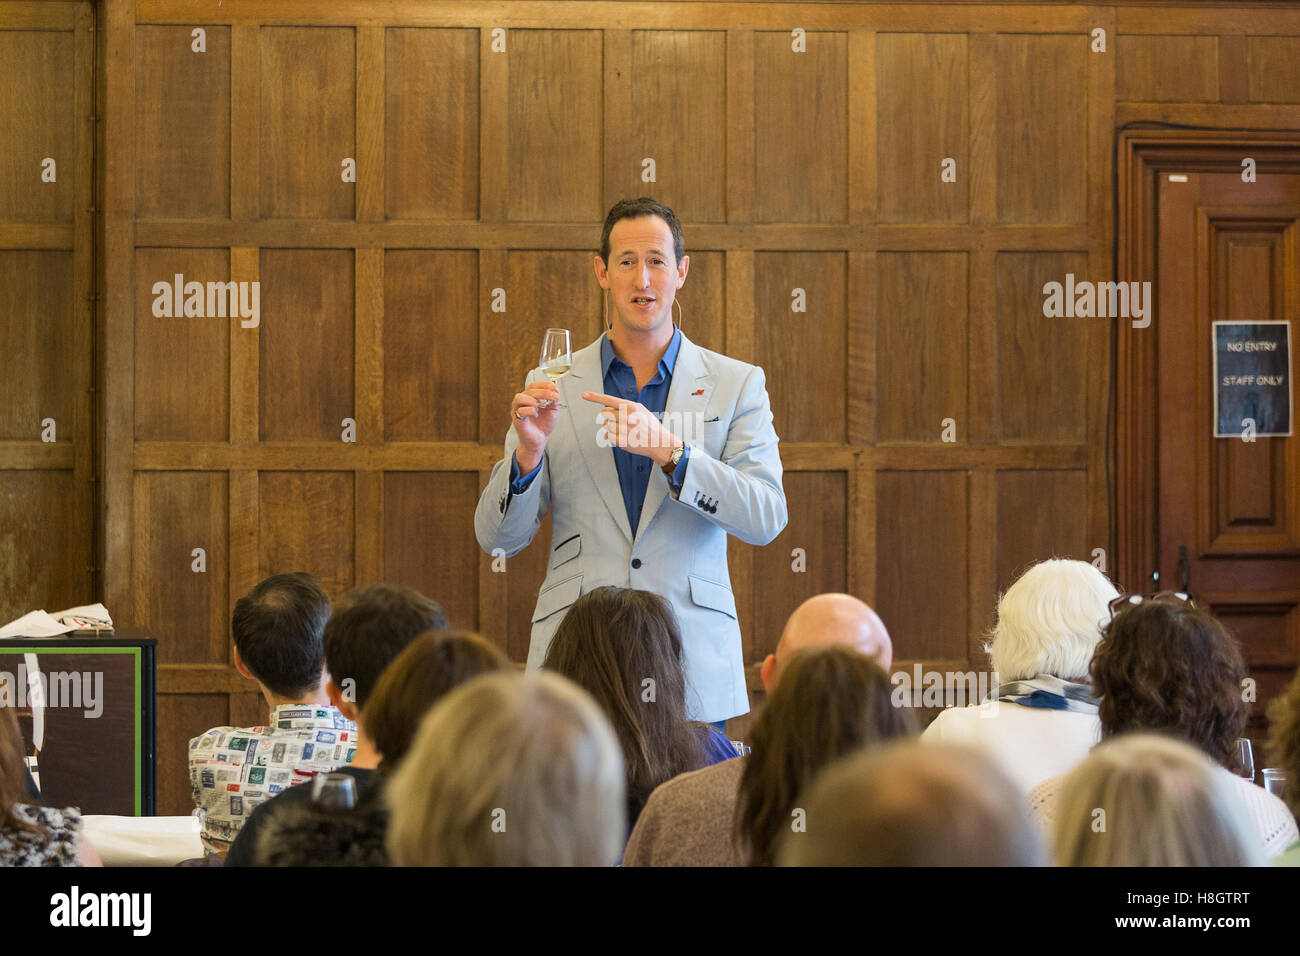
left=765, top=594, right=892, bottom=689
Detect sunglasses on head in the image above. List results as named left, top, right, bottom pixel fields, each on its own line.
left=1108, top=590, right=1195, bottom=618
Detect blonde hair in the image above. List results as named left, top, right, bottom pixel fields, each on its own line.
left=385, top=671, right=625, bottom=866
left=987, top=559, right=1118, bottom=682
left=1051, top=733, right=1263, bottom=867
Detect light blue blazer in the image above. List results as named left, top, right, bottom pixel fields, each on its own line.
left=474, top=331, right=788, bottom=722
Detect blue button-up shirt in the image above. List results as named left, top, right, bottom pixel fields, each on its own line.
left=510, top=329, right=690, bottom=537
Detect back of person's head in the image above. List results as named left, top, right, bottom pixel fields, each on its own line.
left=777, top=741, right=1044, bottom=866
left=542, top=586, right=702, bottom=818
left=1092, top=598, right=1245, bottom=767
left=362, top=630, right=509, bottom=768
left=231, top=572, right=331, bottom=697
left=767, top=593, right=893, bottom=687
left=987, top=559, right=1118, bottom=682
left=322, top=584, right=448, bottom=709
left=0, top=696, right=44, bottom=844
left=737, top=646, right=916, bottom=866
left=1267, top=668, right=1300, bottom=820
left=1051, top=733, right=1262, bottom=866
left=386, top=671, right=626, bottom=866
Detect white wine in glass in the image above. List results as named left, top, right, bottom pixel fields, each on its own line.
left=537, top=327, right=571, bottom=408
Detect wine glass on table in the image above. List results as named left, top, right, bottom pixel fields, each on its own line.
left=1234, top=738, right=1255, bottom=783
left=536, top=328, right=571, bottom=408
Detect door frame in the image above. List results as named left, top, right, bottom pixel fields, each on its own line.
left=1115, top=128, right=1300, bottom=593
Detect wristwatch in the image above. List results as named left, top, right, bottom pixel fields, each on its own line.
left=662, top=443, right=685, bottom=476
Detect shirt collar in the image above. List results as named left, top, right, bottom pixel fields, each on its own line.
left=601, top=326, right=682, bottom=381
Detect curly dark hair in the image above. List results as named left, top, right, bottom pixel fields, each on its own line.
left=1092, top=600, right=1246, bottom=768
left=1266, top=668, right=1300, bottom=819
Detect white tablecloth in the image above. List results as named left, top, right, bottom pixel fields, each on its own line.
left=82, top=815, right=205, bottom=867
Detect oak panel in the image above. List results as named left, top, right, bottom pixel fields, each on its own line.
left=384, top=250, right=478, bottom=441
left=994, top=469, right=1088, bottom=596
left=877, top=33, right=968, bottom=223
left=750, top=471, right=848, bottom=662
left=1247, top=37, right=1300, bottom=104
left=258, top=471, right=356, bottom=598
left=135, top=25, right=231, bottom=218
left=382, top=472, right=480, bottom=630
left=259, top=27, right=356, bottom=219
left=678, top=249, right=725, bottom=356
left=754, top=252, right=847, bottom=443
left=996, top=251, right=1090, bottom=443
left=622, top=30, right=727, bottom=224
left=134, top=248, right=231, bottom=442
left=132, top=471, right=229, bottom=665
left=0, top=470, right=90, bottom=627
left=385, top=27, right=479, bottom=220
left=1116, top=35, right=1218, bottom=102
left=157, top=693, right=230, bottom=817
left=753, top=31, right=848, bottom=223
left=996, top=34, right=1087, bottom=224
left=259, top=249, right=355, bottom=441
left=0, top=251, right=74, bottom=440
left=875, top=470, right=969, bottom=662
left=0, top=29, right=75, bottom=222
left=506, top=30, right=603, bottom=222
left=876, top=252, right=968, bottom=442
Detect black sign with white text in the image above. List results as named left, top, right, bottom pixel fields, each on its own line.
left=1213, top=321, right=1292, bottom=438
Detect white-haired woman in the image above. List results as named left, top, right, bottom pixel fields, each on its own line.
left=386, top=670, right=626, bottom=866
left=1048, top=733, right=1263, bottom=866
left=920, top=558, right=1117, bottom=792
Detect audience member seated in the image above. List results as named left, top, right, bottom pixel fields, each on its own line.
left=1028, top=595, right=1298, bottom=857
left=1050, top=733, right=1262, bottom=866
left=736, top=645, right=915, bottom=866
left=189, top=573, right=351, bottom=858
left=1267, top=668, right=1300, bottom=866
left=223, top=583, right=448, bottom=865
left=248, top=631, right=508, bottom=866
left=543, top=586, right=734, bottom=830
left=386, top=671, right=625, bottom=866
left=921, top=559, right=1117, bottom=792
left=624, top=593, right=895, bottom=867
left=1, top=696, right=101, bottom=866
left=776, top=741, right=1044, bottom=866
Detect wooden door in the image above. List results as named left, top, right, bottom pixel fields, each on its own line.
left=1155, top=164, right=1300, bottom=754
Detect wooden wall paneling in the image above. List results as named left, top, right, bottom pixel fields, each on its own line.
left=968, top=467, right=997, bottom=664
left=134, top=24, right=231, bottom=218
left=1116, top=35, right=1218, bottom=103
left=385, top=250, right=479, bottom=441
left=72, top=4, right=95, bottom=598
left=847, top=251, right=875, bottom=447
left=677, top=250, right=725, bottom=356
left=0, top=251, right=75, bottom=440
left=355, top=248, right=384, bottom=442
left=477, top=248, right=510, bottom=443
left=725, top=29, right=754, bottom=223
left=754, top=252, right=847, bottom=443
left=995, top=251, right=1090, bottom=443
left=968, top=246, right=996, bottom=445
left=258, top=248, right=355, bottom=441
left=0, top=29, right=75, bottom=223
left=753, top=30, right=847, bottom=223
left=382, top=472, right=480, bottom=630
left=230, top=22, right=259, bottom=220
left=876, top=32, right=968, bottom=223
left=623, top=30, right=728, bottom=223
left=848, top=30, right=875, bottom=225
left=133, top=248, right=231, bottom=442
left=0, top=471, right=89, bottom=625
left=479, top=25, right=506, bottom=222
left=476, top=465, right=508, bottom=656
left=875, top=470, right=969, bottom=664
left=995, top=33, right=1087, bottom=225
left=995, top=469, right=1089, bottom=595
left=258, top=471, right=356, bottom=598
left=1246, top=37, right=1300, bottom=104
left=157, top=694, right=227, bottom=821
left=385, top=27, right=479, bottom=220
left=258, top=26, right=356, bottom=219
left=603, top=29, right=633, bottom=216
left=968, top=33, right=997, bottom=228
left=132, top=471, right=228, bottom=665
left=876, top=252, right=968, bottom=442
left=506, top=30, right=603, bottom=222
left=356, top=26, right=384, bottom=223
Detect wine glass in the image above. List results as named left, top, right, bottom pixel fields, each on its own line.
left=1234, top=738, right=1255, bottom=782
left=537, top=328, right=571, bottom=408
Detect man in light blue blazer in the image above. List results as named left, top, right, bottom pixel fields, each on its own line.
left=474, top=198, right=787, bottom=723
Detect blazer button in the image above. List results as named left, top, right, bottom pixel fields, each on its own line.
left=631, top=558, right=642, bottom=569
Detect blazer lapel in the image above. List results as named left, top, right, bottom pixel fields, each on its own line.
left=634, top=331, right=715, bottom=540
left=566, top=334, right=634, bottom=545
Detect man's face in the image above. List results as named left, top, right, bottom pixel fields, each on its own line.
left=594, top=214, right=689, bottom=340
